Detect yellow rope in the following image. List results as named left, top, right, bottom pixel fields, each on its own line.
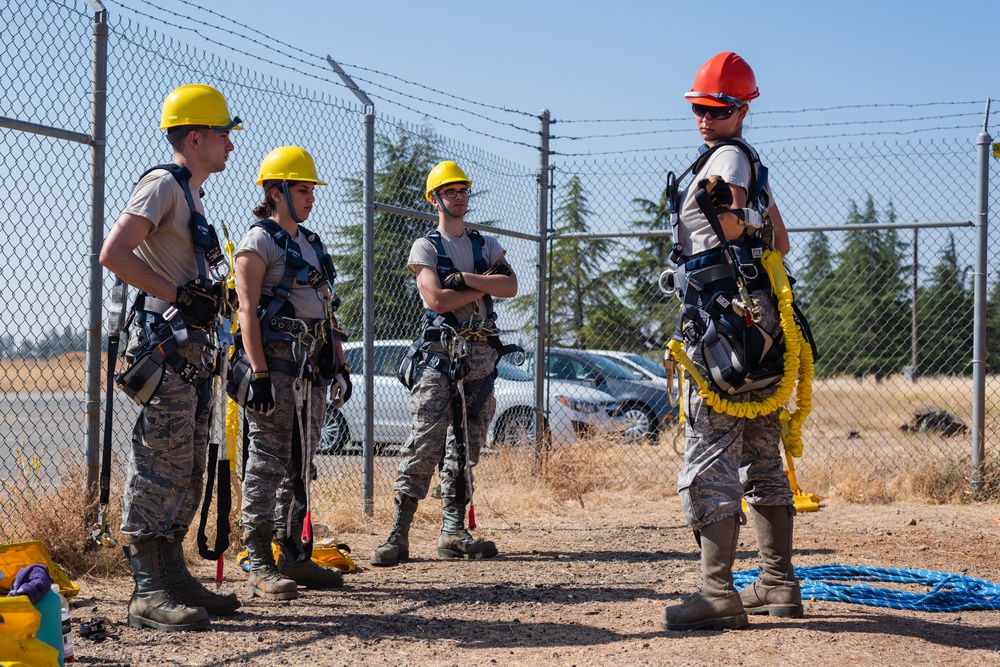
left=666, top=249, right=813, bottom=456
left=222, top=226, right=240, bottom=471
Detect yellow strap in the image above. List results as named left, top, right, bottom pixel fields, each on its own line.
left=665, top=249, right=814, bottom=454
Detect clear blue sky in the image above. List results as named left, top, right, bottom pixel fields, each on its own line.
left=105, top=0, right=999, bottom=164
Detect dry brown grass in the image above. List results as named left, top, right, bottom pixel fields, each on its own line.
left=0, top=352, right=92, bottom=393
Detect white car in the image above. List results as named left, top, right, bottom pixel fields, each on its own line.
left=589, top=350, right=668, bottom=383
left=319, top=340, right=624, bottom=455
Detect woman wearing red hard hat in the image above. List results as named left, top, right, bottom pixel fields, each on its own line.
left=661, top=52, right=802, bottom=632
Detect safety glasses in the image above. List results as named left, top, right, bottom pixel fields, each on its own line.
left=440, top=187, right=471, bottom=199
left=692, top=104, right=738, bottom=121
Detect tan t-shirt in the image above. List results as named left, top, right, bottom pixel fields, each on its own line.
left=124, top=168, right=204, bottom=285
left=235, top=223, right=329, bottom=321
left=408, top=228, right=505, bottom=324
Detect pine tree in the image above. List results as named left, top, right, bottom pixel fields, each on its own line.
left=917, top=233, right=973, bottom=375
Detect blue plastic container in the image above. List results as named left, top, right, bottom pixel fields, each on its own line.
left=34, top=588, right=65, bottom=666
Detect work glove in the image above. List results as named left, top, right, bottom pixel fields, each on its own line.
left=246, top=371, right=276, bottom=416
left=317, top=340, right=336, bottom=379
left=174, top=278, right=220, bottom=327
left=698, top=174, right=733, bottom=216
left=441, top=272, right=467, bottom=290
left=484, top=261, right=514, bottom=276
left=8, top=563, right=53, bottom=604
left=330, top=364, right=352, bottom=409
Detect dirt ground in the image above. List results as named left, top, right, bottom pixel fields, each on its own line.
left=67, top=495, right=1000, bottom=667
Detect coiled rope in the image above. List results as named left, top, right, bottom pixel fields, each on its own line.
left=734, top=564, right=1000, bottom=612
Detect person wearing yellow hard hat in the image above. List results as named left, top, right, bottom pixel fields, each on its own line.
left=371, top=160, right=520, bottom=567
left=660, top=53, right=801, bottom=632
left=98, top=83, right=242, bottom=632
left=232, top=146, right=349, bottom=600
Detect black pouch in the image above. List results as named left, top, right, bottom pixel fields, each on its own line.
left=701, top=311, right=785, bottom=395
left=116, top=352, right=166, bottom=405
left=395, top=335, right=425, bottom=389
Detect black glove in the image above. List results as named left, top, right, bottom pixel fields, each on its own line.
left=338, top=365, right=353, bottom=403
left=698, top=175, right=733, bottom=216
left=246, top=371, right=276, bottom=416
left=484, top=262, right=514, bottom=276
left=441, top=272, right=467, bottom=290
left=318, top=340, right=336, bottom=379
left=174, top=278, right=220, bottom=326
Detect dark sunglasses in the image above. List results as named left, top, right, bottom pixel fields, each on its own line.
left=692, top=104, right=737, bottom=121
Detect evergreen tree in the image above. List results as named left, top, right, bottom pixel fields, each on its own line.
left=331, top=125, right=441, bottom=340
left=986, top=270, right=1000, bottom=373
left=818, top=197, right=909, bottom=378
left=917, top=233, right=973, bottom=375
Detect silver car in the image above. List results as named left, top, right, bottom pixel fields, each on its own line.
left=319, top=341, right=624, bottom=454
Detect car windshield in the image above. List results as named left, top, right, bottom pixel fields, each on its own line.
left=527, top=352, right=639, bottom=381
left=626, top=354, right=667, bottom=378
left=497, top=358, right=532, bottom=381
left=580, top=353, right=642, bottom=380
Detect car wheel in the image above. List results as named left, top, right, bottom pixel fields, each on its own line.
left=318, top=407, right=349, bottom=455
left=496, top=407, right=545, bottom=447
left=621, top=404, right=657, bottom=443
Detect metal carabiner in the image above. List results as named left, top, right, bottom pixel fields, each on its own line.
left=658, top=268, right=679, bottom=297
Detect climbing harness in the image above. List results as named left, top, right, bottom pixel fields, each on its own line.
left=734, top=565, right=1000, bottom=612
left=116, top=164, right=229, bottom=406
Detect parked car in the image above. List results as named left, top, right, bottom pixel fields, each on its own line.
left=523, top=348, right=678, bottom=442
left=590, top=350, right=667, bottom=382
left=319, top=341, right=624, bottom=455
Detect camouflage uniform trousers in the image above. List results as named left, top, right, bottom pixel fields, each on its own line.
left=241, top=339, right=327, bottom=536
left=121, top=318, right=215, bottom=541
left=392, top=340, right=498, bottom=502
left=678, top=287, right=793, bottom=531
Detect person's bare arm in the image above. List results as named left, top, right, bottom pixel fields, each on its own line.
left=99, top=213, right=178, bottom=301
left=235, top=251, right=268, bottom=373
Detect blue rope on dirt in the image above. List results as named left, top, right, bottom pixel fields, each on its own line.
left=734, top=564, right=1000, bottom=612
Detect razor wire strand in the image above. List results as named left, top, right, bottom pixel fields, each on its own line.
left=733, top=565, right=1000, bottom=612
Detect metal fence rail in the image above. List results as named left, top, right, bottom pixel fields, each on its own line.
left=0, top=0, right=995, bottom=539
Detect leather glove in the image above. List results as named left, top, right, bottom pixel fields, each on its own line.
left=441, top=272, right=467, bottom=290
left=733, top=208, right=764, bottom=230
left=330, top=369, right=353, bottom=410
left=698, top=175, right=733, bottom=216
left=317, top=341, right=336, bottom=379
left=484, top=262, right=514, bottom=276
left=174, top=278, right=220, bottom=326
left=246, top=371, right=276, bottom=416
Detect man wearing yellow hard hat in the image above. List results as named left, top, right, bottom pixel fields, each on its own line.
left=371, top=160, right=519, bottom=567
left=99, top=84, right=242, bottom=632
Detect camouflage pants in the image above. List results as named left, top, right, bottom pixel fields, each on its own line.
left=392, top=341, right=498, bottom=502
left=678, top=287, right=792, bottom=531
left=241, top=340, right=326, bottom=535
left=121, top=322, right=214, bottom=541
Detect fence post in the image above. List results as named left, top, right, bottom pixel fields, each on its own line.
left=85, top=4, right=109, bottom=510
left=534, top=110, right=551, bottom=451
left=326, top=57, right=376, bottom=515
left=972, top=121, right=991, bottom=494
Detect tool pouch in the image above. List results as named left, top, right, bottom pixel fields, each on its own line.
left=395, top=334, right=426, bottom=389
left=226, top=347, right=253, bottom=406
left=116, top=352, right=165, bottom=405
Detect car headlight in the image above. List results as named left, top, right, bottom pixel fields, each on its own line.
left=556, top=396, right=601, bottom=413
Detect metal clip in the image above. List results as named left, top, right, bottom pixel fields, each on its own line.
left=658, top=268, right=678, bottom=297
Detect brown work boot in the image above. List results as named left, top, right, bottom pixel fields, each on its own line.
left=243, top=526, right=298, bottom=601
left=436, top=498, right=498, bottom=560
left=277, top=530, right=344, bottom=589
left=160, top=535, right=241, bottom=616
left=125, top=538, right=210, bottom=632
left=370, top=494, right=418, bottom=567
left=740, top=504, right=803, bottom=618
left=662, top=516, right=748, bottom=631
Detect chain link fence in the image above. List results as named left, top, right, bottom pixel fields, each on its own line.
left=0, top=0, right=996, bottom=539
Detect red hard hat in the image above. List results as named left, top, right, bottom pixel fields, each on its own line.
left=685, top=52, right=759, bottom=107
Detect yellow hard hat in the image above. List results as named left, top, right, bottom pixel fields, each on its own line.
left=425, top=160, right=472, bottom=202
left=158, top=84, right=243, bottom=131
left=256, top=146, right=328, bottom=186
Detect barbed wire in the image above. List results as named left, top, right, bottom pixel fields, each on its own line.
left=109, top=0, right=537, bottom=134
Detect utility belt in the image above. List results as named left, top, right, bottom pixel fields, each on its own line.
left=261, top=314, right=326, bottom=343
left=116, top=293, right=215, bottom=405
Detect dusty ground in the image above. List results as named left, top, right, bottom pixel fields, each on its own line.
left=67, top=495, right=1000, bottom=667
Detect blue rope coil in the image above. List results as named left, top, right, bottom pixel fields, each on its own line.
left=734, top=564, right=1000, bottom=612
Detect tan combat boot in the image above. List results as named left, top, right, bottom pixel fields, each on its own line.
left=125, top=538, right=211, bottom=632
left=740, top=504, right=803, bottom=618
left=243, top=526, right=298, bottom=601
left=370, top=494, right=418, bottom=566
left=437, top=497, right=498, bottom=560
left=662, top=515, right=748, bottom=631
left=161, top=534, right=241, bottom=615
left=277, top=528, right=344, bottom=589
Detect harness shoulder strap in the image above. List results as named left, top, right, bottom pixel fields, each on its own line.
left=425, top=229, right=494, bottom=323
